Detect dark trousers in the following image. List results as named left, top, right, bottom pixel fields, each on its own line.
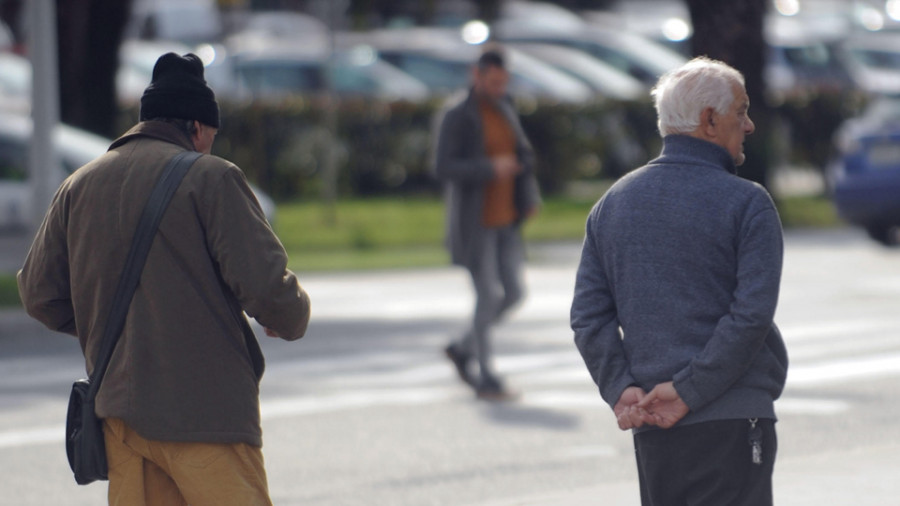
left=634, top=419, right=777, bottom=506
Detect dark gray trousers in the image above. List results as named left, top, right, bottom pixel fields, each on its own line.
left=634, top=418, right=777, bottom=506
left=458, top=225, right=525, bottom=381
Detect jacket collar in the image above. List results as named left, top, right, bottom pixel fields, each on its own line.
left=108, top=121, right=195, bottom=152
left=461, top=87, right=527, bottom=147
left=652, top=134, right=737, bottom=175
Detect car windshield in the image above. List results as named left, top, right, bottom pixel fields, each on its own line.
left=850, top=48, right=900, bottom=70
left=782, top=44, right=834, bottom=68
left=380, top=53, right=469, bottom=92
left=237, top=61, right=323, bottom=95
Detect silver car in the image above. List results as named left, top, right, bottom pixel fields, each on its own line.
left=0, top=112, right=276, bottom=231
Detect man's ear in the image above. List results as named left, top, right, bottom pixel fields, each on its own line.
left=189, top=120, right=202, bottom=151
left=702, top=107, right=717, bottom=136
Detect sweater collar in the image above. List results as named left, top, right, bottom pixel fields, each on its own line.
left=108, top=121, right=195, bottom=152
left=652, top=134, right=737, bottom=175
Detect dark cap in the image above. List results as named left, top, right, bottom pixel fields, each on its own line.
left=140, top=52, right=220, bottom=128
left=477, top=45, right=506, bottom=70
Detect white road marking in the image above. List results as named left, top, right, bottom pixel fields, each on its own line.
left=787, top=352, right=900, bottom=387
left=3, top=314, right=898, bottom=450
left=776, top=397, right=850, bottom=415
left=0, top=426, right=60, bottom=448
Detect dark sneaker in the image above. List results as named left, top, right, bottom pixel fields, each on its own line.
left=475, top=377, right=519, bottom=402
left=444, top=344, right=475, bottom=386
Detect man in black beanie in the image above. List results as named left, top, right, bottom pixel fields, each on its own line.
left=18, top=52, right=311, bottom=505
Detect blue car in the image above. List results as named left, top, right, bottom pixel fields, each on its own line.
left=831, top=97, right=900, bottom=245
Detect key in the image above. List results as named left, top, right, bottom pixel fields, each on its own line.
left=752, top=441, right=763, bottom=465
left=748, top=418, right=763, bottom=465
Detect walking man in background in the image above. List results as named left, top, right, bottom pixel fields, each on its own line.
left=570, top=57, right=788, bottom=505
left=433, top=47, right=541, bottom=401
left=18, top=53, right=311, bottom=505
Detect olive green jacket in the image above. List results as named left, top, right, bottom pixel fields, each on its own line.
left=18, top=121, right=310, bottom=447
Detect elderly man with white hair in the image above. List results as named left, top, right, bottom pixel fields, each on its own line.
left=570, top=56, right=788, bottom=506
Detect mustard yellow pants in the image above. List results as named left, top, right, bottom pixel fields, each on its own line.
left=103, top=418, right=272, bottom=506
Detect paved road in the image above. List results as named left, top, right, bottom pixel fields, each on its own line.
left=2, top=228, right=900, bottom=505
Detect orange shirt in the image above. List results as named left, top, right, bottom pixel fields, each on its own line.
left=479, top=99, right=518, bottom=228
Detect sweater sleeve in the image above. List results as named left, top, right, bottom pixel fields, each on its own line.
left=673, top=198, right=784, bottom=411
left=570, top=208, right=637, bottom=408
left=200, top=166, right=310, bottom=341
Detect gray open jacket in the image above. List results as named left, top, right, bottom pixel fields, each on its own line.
left=571, top=134, right=788, bottom=429
left=432, top=88, right=541, bottom=268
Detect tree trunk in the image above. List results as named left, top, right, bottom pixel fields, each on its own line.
left=57, top=0, right=132, bottom=138
left=685, top=0, right=771, bottom=189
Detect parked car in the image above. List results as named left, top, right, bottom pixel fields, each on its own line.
left=205, top=39, right=430, bottom=103
left=764, top=13, right=856, bottom=102
left=582, top=0, right=692, bottom=55
left=506, top=42, right=645, bottom=101
left=496, top=0, right=586, bottom=34
left=830, top=97, right=900, bottom=245
left=223, top=10, right=330, bottom=48
left=0, top=112, right=276, bottom=231
left=839, top=31, right=900, bottom=97
left=125, top=0, right=223, bottom=45
left=0, top=51, right=31, bottom=115
left=117, top=39, right=194, bottom=104
left=340, top=28, right=594, bottom=103
left=494, top=23, right=687, bottom=87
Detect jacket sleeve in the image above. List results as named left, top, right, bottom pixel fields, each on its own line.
left=17, top=184, right=78, bottom=336
left=508, top=98, right=536, bottom=177
left=432, top=104, right=495, bottom=184
left=511, top=103, right=541, bottom=213
left=672, top=197, right=784, bottom=411
left=200, top=165, right=310, bottom=341
left=570, top=207, right=636, bottom=409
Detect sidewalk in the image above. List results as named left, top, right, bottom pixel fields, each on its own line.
left=475, top=443, right=900, bottom=506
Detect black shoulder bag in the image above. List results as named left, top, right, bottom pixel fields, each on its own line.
left=65, top=150, right=201, bottom=485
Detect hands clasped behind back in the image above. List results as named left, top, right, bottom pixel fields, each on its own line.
left=615, top=382, right=690, bottom=431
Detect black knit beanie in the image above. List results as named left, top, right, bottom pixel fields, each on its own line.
left=140, top=52, right=220, bottom=128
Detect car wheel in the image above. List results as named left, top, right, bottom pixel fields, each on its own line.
left=865, top=225, right=900, bottom=247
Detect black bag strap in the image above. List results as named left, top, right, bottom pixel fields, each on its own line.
left=87, top=150, right=202, bottom=397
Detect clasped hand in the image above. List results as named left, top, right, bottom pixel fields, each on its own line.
left=613, top=382, right=689, bottom=431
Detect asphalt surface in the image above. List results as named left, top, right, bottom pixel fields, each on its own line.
left=3, top=228, right=900, bottom=505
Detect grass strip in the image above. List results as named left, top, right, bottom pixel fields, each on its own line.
left=0, top=274, right=20, bottom=307
left=0, top=194, right=842, bottom=307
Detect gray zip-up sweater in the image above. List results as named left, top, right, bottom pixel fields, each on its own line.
left=571, top=134, right=788, bottom=429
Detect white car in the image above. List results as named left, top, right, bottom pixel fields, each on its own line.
left=507, top=42, right=645, bottom=101
left=839, top=31, right=900, bottom=97
left=494, top=23, right=687, bottom=87
left=341, top=27, right=594, bottom=104
left=205, top=39, right=432, bottom=103
left=0, top=52, right=32, bottom=115
left=0, top=112, right=276, bottom=231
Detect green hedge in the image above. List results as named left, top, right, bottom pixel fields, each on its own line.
left=119, top=89, right=863, bottom=200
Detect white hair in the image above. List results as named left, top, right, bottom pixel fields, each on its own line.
left=651, top=56, right=745, bottom=137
